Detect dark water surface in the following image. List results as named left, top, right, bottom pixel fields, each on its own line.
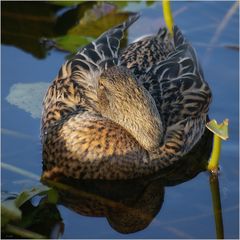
left=1, top=1, right=239, bottom=239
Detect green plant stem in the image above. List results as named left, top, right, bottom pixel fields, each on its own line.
left=209, top=175, right=224, bottom=239
left=207, top=134, right=222, bottom=173
left=162, top=0, right=174, bottom=35
left=4, top=224, right=46, bottom=239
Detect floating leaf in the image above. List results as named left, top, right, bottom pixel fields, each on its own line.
left=54, top=35, right=94, bottom=53
left=68, top=2, right=132, bottom=38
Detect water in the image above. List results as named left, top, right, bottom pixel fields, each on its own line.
left=1, top=1, right=239, bottom=238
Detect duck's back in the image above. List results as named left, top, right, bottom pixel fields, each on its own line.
left=120, top=26, right=212, bottom=128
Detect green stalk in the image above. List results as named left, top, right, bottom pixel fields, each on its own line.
left=209, top=175, right=224, bottom=239
left=162, top=0, right=174, bottom=35
left=207, top=134, right=222, bottom=173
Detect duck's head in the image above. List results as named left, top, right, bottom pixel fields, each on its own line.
left=97, top=66, right=163, bottom=151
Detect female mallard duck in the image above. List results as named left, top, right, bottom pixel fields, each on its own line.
left=41, top=13, right=212, bottom=180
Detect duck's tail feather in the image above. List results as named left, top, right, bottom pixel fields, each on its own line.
left=173, top=26, right=188, bottom=47
left=157, top=25, right=188, bottom=48
left=74, top=12, right=140, bottom=71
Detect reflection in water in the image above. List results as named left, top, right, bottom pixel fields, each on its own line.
left=41, top=128, right=212, bottom=235
left=1, top=1, right=131, bottom=58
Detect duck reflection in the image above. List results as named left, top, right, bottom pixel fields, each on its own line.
left=41, top=128, right=212, bottom=234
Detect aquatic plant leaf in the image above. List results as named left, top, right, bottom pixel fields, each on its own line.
left=54, top=35, right=94, bottom=53
left=68, top=2, right=132, bottom=38
left=80, top=2, right=117, bottom=24
left=206, top=119, right=229, bottom=140
left=69, top=12, right=132, bottom=38
left=50, top=2, right=131, bottom=54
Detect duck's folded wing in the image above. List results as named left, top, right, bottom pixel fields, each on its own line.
left=137, top=26, right=212, bottom=127
left=42, top=13, right=140, bottom=132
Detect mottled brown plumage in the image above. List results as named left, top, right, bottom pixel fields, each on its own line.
left=41, top=14, right=212, bottom=180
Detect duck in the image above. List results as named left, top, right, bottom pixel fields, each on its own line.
left=41, top=13, right=212, bottom=180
